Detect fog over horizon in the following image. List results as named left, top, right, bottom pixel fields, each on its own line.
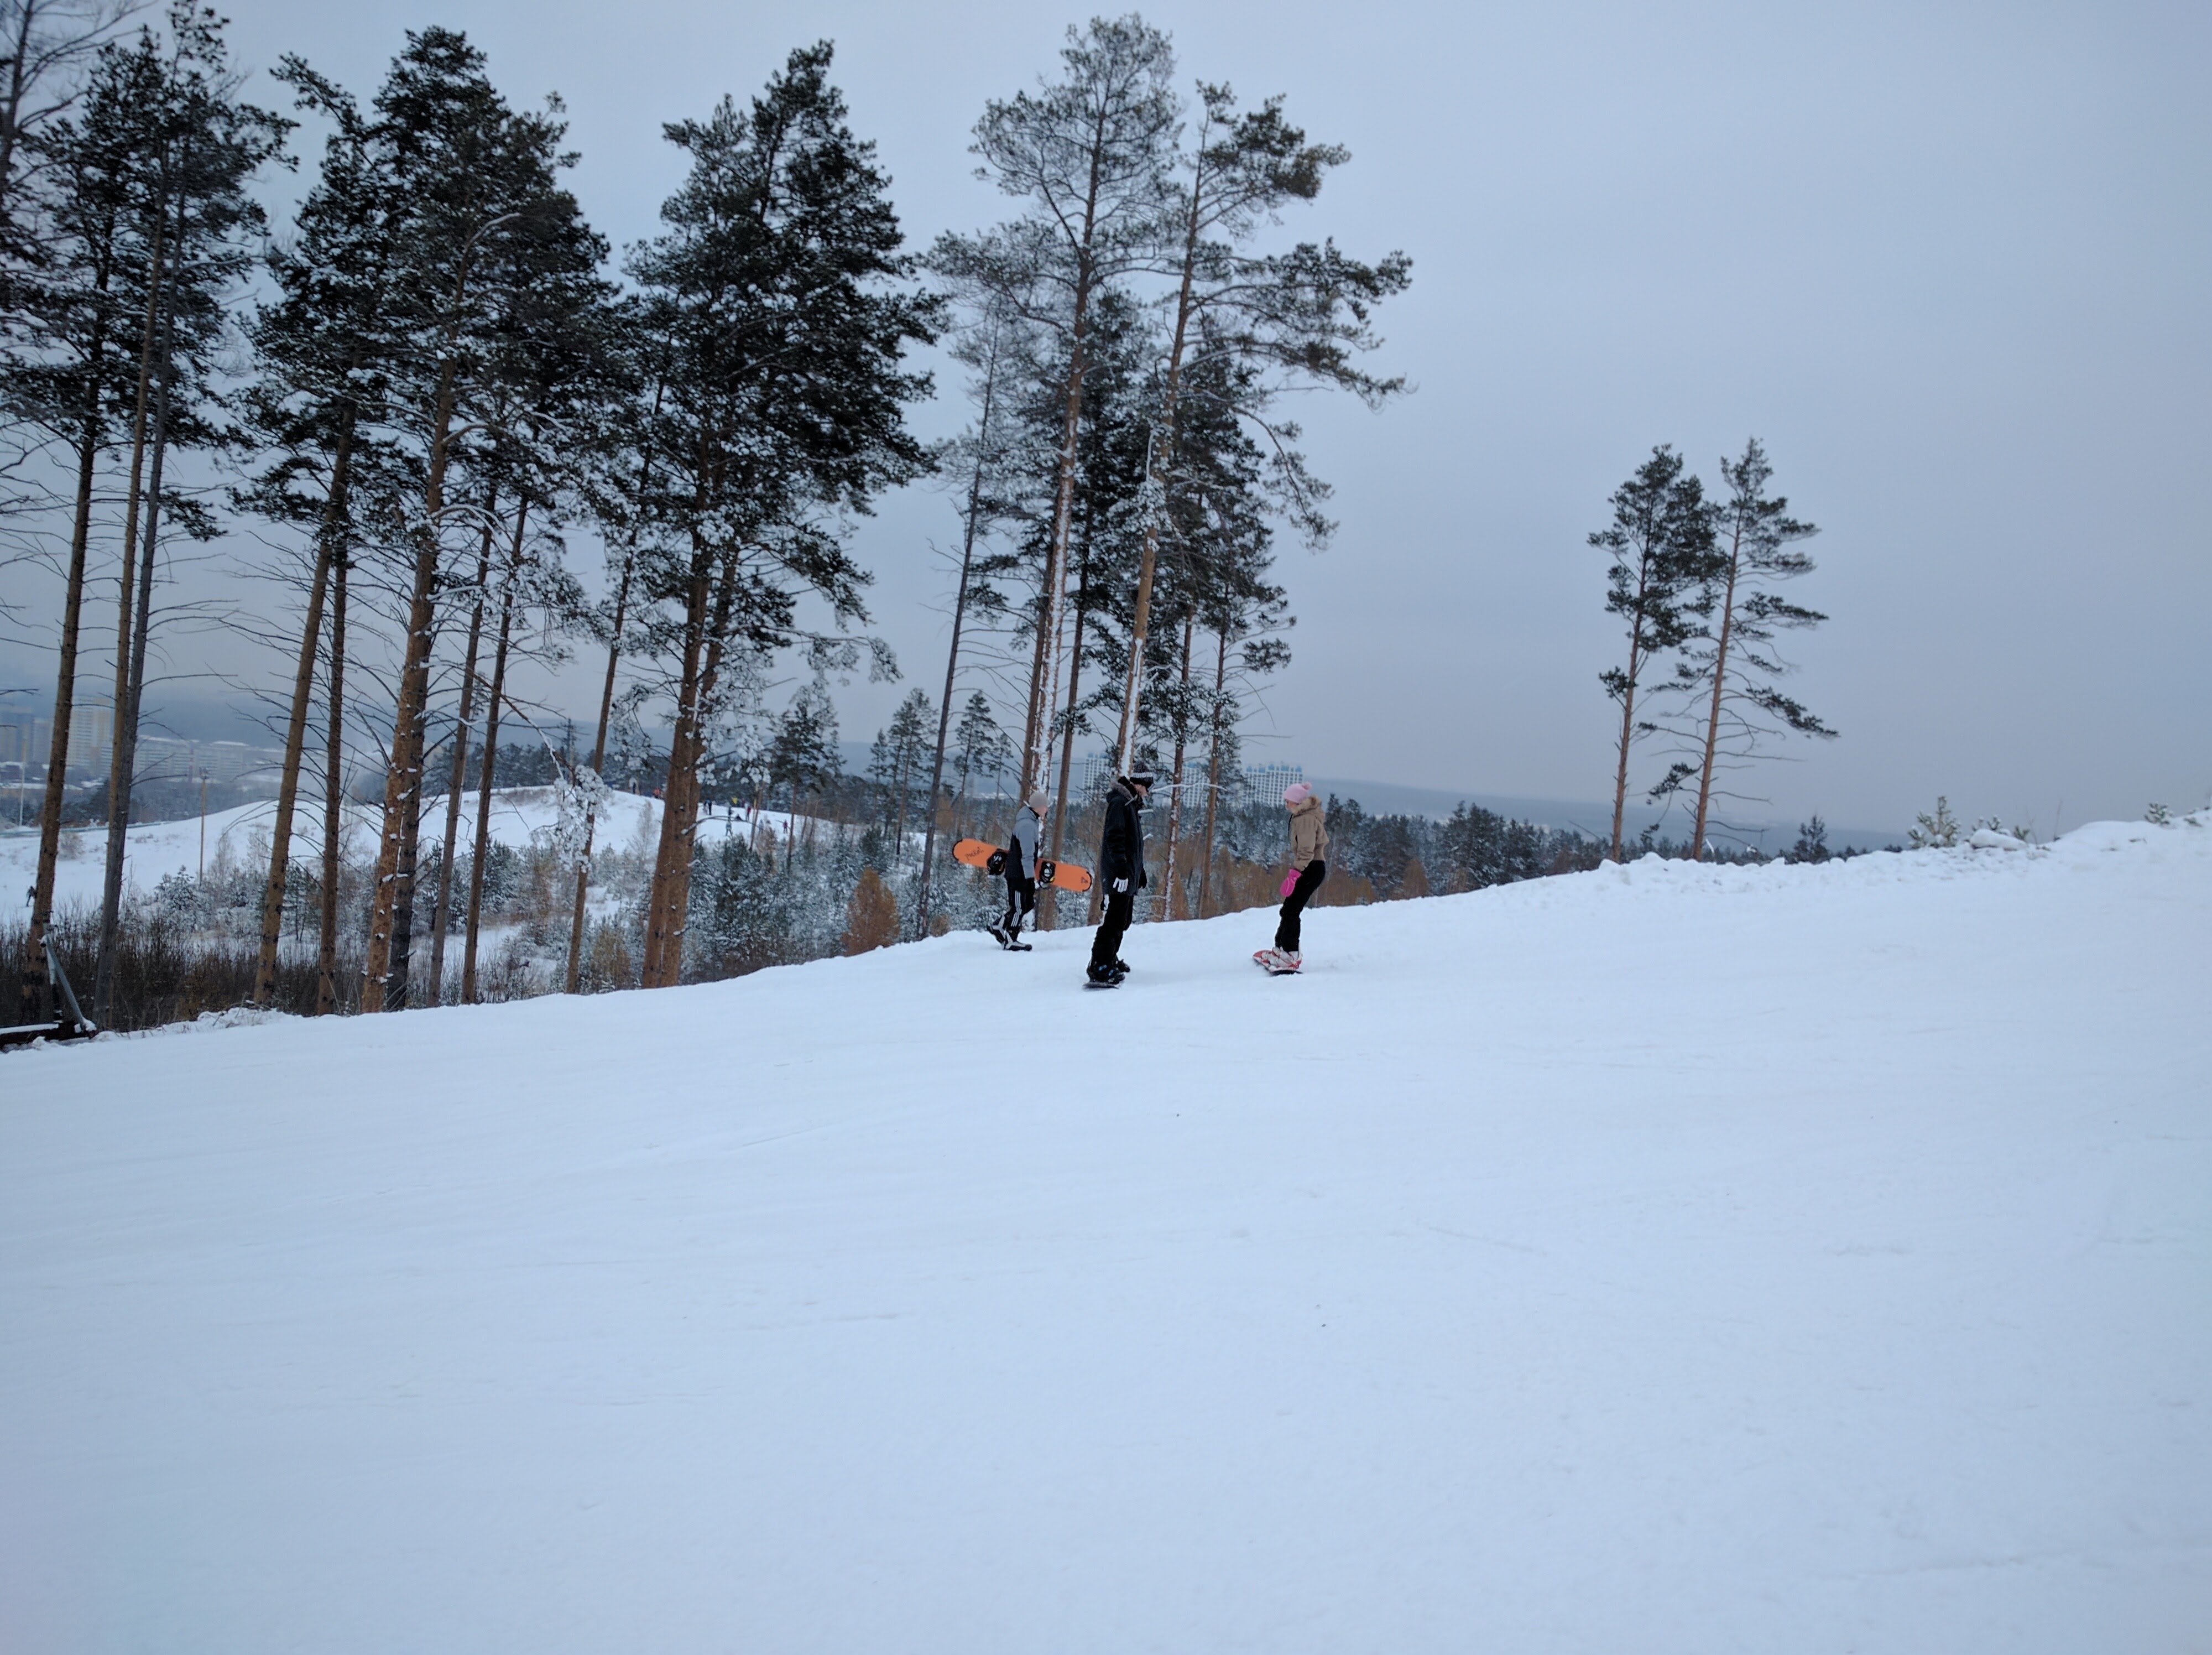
left=4, top=0, right=2205, bottom=839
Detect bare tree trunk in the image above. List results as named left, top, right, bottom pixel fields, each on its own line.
left=1608, top=628, right=1644, bottom=865
left=1113, top=152, right=1206, bottom=773
left=1689, top=525, right=1744, bottom=861
left=912, top=336, right=1001, bottom=934
left=1196, top=625, right=1228, bottom=919
left=461, top=501, right=525, bottom=1002
left=315, top=545, right=348, bottom=1015
left=426, top=490, right=498, bottom=1003
left=0, top=1, right=36, bottom=217
left=94, top=211, right=179, bottom=1023
left=21, top=298, right=108, bottom=1024
left=1041, top=539, right=1092, bottom=931
left=388, top=730, right=431, bottom=1008
left=361, top=352, right=463, bottom=1012
left=252, top=416, right=355, bottom=1006
left=1019, top=153, right=1108, bottom=800
left=564, top=536, right=634, bottom=991
left=640, top=550, right=710, bottom=989
left=1160, top=611, right=1195, bottom=918
left=642, top=536, right=739, bottom=989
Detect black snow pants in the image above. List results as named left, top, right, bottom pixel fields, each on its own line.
left=1002, top=867, right=1036, bottom=933
left=1089, top=885, right=1136, bottom=971
left=1275, top=860, right=1327, bottom=952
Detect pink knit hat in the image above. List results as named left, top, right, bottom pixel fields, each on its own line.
left=1282, top=782, right=1313, bottom=805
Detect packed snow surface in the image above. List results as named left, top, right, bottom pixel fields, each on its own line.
left=3, top=819, right=2208, bottom=1652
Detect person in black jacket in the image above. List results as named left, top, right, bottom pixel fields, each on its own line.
left=1087, top=773, right=1150, bottom=985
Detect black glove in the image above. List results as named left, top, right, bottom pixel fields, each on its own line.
left=985, top=850, right=1006, bottom=876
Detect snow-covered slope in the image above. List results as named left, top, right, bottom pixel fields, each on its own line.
left=1, top=786, right=773, bottom=909
left=3, top=820, right=2207, bottom=1653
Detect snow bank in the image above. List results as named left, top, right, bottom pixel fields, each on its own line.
left=2, top=816, right=2206, bottom=1653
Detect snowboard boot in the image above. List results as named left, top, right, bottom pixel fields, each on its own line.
left=1085, top=960, right=1120, bottom=989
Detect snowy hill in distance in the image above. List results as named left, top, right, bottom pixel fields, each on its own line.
left=3, top=817, right=2206, bottom=1653
left=1304, top=773, right=1901, bottom=850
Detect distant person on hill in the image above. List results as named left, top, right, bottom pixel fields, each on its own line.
left=1257, top=783, right=1328, bottom=975
left=990, top=788, right=1048, bottom=950
left=1086, top=772, right=1151, bottom=987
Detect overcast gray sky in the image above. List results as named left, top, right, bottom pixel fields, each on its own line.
left=14, top=0, right=2208, bottom=834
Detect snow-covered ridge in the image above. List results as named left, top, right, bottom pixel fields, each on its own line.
left=2, top=811, right=2206, bottom=1652
left=0, top=785, right=815, bottom=913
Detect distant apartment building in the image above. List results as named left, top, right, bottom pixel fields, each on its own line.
left=134, top=735, right=287, bottom=792
left=0, top=712, right=52, bottom=770
left=1238, top=763, right=1305, bottom=809
left=67, top=702, right=113, bottom=772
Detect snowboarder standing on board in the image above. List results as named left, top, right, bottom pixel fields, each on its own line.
left=990, top=788, right=1048, bottom=950
left=1257, top=782, right=1328, bottom=975
left=1086, top=772, right=1151, bottom=986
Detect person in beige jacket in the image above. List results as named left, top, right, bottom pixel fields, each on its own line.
left=1262, top=782, right=1329, bottom=971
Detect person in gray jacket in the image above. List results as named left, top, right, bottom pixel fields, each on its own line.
left=990, top=788, right=1048, bottom=950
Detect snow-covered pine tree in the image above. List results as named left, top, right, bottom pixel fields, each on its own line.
left=358, top=28, right=599, bottom=1011
left=242, top=57, right=411, bottom=1010
left=1909, top=797, right=1960, bottom=849
left=912, top=298, right=1027, bottom=931
left=951, top=690, right=1010, bottom=844
left=628, top=45, right=932, bottom=990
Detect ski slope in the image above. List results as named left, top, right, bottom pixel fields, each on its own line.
left=2, top=818, right=2208, bottom=1653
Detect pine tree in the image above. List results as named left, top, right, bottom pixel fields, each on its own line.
left=84, top=4, right=289, bottom=1022
left=1651, top=438, right=1832, bottom=858
left=951, top=689, right=1009, bottom=842
left=1590, top=445, right=1714, bottom=862
left=1111, top=81, right=1408, bottom=771
left=7, top=2, right=144, bottom=1023
left=1909, top=797, right=1959, bottom=850
left=629, top=44, right=933, bottom=990
left=872, top=688, right=931, bottom=865
left=1786, top=816, right=1830, bottom=864
left=356, top=27, right=597, bottom=1012
left=912, top=299, right=1026, bottom=928
left=933, top=15, right=1180, bottom=801
left=242, top=57, right=405, bottom=1008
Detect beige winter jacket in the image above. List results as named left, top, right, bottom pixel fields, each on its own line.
left=1288, top=795, right=1329, bottom=868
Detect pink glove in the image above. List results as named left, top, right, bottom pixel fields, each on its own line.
left=1280, top=870, right=1299, bottom=899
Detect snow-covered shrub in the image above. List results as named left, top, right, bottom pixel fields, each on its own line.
left=1909, top=797, right=1960, bottom=850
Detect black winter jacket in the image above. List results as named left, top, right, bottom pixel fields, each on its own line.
left=1098, top=779, right=1147, bottom=889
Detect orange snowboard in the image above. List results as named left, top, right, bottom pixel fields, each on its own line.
left=952, top=837, right=1093, bottom=893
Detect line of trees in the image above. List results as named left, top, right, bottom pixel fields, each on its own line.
left=3, top=7, right=1412, bottom=1022
left=920, top=15, right=1407, bottom=927
left=1589, top=438, right=1832, bottom=861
